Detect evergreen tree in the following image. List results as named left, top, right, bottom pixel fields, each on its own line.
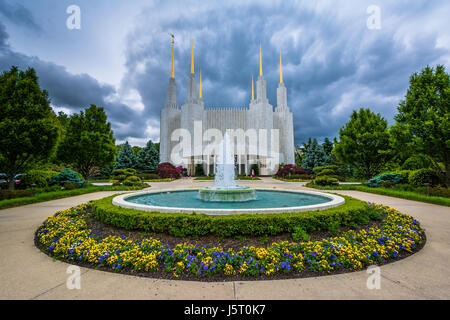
left=136, top=140, right=159, bottom=173
left=114, top=141, right=137, bottom=170
left=322, top=137, right=334, bottom=165
left=302, top=138, right=326, bottom=172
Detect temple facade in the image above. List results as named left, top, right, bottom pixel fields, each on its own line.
left=159, top=36, right=295, bottom=175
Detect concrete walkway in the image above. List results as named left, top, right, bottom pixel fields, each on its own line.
left=0, top=178, right=449, bottom=299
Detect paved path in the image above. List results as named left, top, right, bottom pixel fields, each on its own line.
left=0, top=179, right=449, bottom=299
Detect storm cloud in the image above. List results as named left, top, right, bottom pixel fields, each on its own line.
left=1, top=0, right=449, bottom=145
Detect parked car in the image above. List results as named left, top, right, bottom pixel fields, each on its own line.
left=0, top=173, right=7, bottom=183
left=14, top=174, right=24, bottom=186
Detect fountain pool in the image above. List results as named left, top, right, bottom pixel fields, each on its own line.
left=112, top=188, right=345, bottom=215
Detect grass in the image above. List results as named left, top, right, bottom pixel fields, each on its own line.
left=0, top=185, right=145, bottom=210
left=306, top=183, right=450, bottom=207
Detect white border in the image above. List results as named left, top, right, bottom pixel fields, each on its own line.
left=111, top=188, right=345, bottom=215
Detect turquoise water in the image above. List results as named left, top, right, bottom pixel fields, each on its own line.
left=126, top=190, right=330, bottom=209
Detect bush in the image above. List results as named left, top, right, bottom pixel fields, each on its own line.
left=194, top=164, right=204, bottom=176
left=401, top=154, right=433, bottom=170
left=63, top=182, right=79, bottom=190
left=275, top=164, right=307, bottom=178
left=92, top=195, right=379, bottom=238
left=317, top=169, right=335, bottom=176
left=313, top=165, right=338, bottom=174
left=380, top=181, right=396, bottom=188
left=291, top=226, right=310, bottom=242
left=112, top=168, right=143, bottom=186
left=156, top=162, right=180, bottom=179
left=0, top=189, right=33, bottom=201
left=314, top=176, right=339, bottom=186
left=123, top=176, right=142, bottom=186
left=21, top=170, right=59, bottom=188
left=366, top=173, right=405, bottom=188
left=409, top=168, right=440, bottom=187
left=429, top=186, right=450, bottom=198
left=139, top=173, right=161, bottom=180
left=50, top=169, right=84, bottom=187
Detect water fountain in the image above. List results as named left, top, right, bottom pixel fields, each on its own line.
left=198, top=132, right=256, bottom=202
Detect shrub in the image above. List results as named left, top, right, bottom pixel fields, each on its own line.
left=112, top=168, right=143, bottom=186
left=123, top=176, right=142, bottom=186
left=327, top=220, right=341, bottom=236
left=50, top=169, right=84, bottom=187
left=194, top=164, right=204, bottom=176
left=139, top=173, right=161, bottom=180
left=409, top=168, right=440, bottom=187
left=63, top=182, right=79, bottom=190
left=317, top=169, right=335, bottom=176
left=313, top=165, right=338, bottom=174
left=275, top=164, right=307, bottom=178
left=0, top=189, right=33, bottom=201
left=92, top=195, right=379, bottom=238
left=313, top=176, right=339, bottom=186
left=429, top=186, right=450, bottom=198
left=21, top=170, right=59, bottom=188
left=380, top=181, right=396, bottom=188
left=156, top=162, right=180, bottom=179
left=366, top=173, right=405, bottom=188
left=291, top=226, right=310, bottom=242
left=401, top=154, right=433, bottom=170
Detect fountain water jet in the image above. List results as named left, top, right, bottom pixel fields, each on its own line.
left=198, top=132, right=256, bottom=202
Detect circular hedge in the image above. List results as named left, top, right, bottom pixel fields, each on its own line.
left=92, top=195, right=380, bottom=238
left=35, top=201, right=425, bottom=279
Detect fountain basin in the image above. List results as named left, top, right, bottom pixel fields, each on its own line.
left=112, top=188, right=345, bottom=215
left=199, top=186, right=256, bottom=202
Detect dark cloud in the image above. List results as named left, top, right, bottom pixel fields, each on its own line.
left=0, top=0, right=43, bottom=34
left=1, top=1, right=449, bottom=146
left=0, top=21, right=144, bottom=141
left=120, top=1, right=449, bottom=145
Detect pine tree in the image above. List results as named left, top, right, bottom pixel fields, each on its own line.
left=136, top=140, right=159, bottom=173
left=302, top=138, right=326, bottom=173
left=113, top=141, right=137, bottom=170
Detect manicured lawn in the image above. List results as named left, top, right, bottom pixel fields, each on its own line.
left=306, top=183, right=450, bottom=207
left=0, top=185, right=145, bottom=210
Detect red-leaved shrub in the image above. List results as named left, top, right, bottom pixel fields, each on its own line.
left=275, top=164, right=308, bottom=178
left=156, top=162, right=181, bottom=179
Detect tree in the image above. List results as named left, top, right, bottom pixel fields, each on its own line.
left=334, top=108, right=391, bottom=179
left=322, top=137, right=335, bottom=165
left=136, top=140, right=159, bottom=173
left=0, top=66, right=59, bottom=190
left=132, top=146, right=142, bottom=157
left=301, top=138, right=326, bottom=172
left=392, top=65, right=450, bottom=183
left=57, top=104, right=116, bottom=183
left=114, top=141, right=137, bottom=170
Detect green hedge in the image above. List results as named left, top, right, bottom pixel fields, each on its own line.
left=92, top=195, right=380, bottom=238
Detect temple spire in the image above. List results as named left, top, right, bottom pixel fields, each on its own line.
left=170, top=34, right=175, bottom=78
left=259, top=44, right=263, bottom=77
left=251, top=75, right=254, bottom=100
left=279, top=51, right=283, bottom=84
left=191, top=39, right=194, bottom=74
left=199, top=70, right=202, bottom=99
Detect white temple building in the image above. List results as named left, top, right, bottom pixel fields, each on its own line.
left=159, top=36, right=295, bottom=175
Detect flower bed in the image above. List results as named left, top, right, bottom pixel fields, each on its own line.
left=35, top=202, right=425, bottom=280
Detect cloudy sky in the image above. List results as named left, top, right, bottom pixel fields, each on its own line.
left=1, top=0, right=449, bottom=146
